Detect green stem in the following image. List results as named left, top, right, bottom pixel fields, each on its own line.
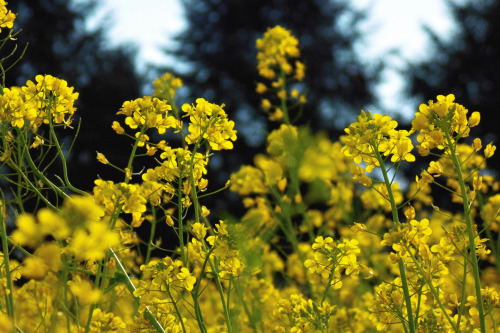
left=445, top=132, right=486, bottom=333
left=7, top=161, right=58, bottom=210
left=60, top=254, right=72, bottom=332
left=279, top=69, right=290, bottom=125
left=234, top=279, right=260, bottom=332
left=403, top=242, right=460, bottom=331
left=0, top=199, right=14, bottom=320
left=268, top=193, right=314, bottom=297
left=146, top=205, right=157, bottom=264
left=209, top=258, right=232, bottom=333
left=321, top=257, right=338, bottom=304
left=18, top=130, right=69, bottom=200
left=124, top=125, right=147, bottom=184
left=373, top=147, right=416, bottom=333
left=109, top=248, right=166, bottom=333
left=457, top=255, right=469, bottom=330
left=48, top=117, right=86, bottom=195
left=177, top=171, right=186, bottom=266
left=165, top=285, right=187, bottom=333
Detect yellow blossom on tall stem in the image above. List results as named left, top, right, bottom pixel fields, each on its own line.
left=411, top=94, right=491, bottom=333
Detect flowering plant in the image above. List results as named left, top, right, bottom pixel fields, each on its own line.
left=0, top=4, right=499, bottom=332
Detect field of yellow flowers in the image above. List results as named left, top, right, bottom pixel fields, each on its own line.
left=1, top=3, right=500, bottom=332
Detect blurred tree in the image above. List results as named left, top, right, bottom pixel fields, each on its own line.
left=406, top=0, right=500, bottom=170
left=160, top=0, right=381, bottom=212
left=5, top=0, right=142, bottom=190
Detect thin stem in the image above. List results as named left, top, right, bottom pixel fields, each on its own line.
left=110, top=248, right=166, bottom=333
left=279, top=69, right=290, bottom=124
left=373, top=146, right=416, bottom=333
left=234, top=279, right=260, bottom=332
left=402, top=242, right=460, bottom=332
left=0, top=198, right=14, bottom=320
left=166, top=285, right=187, bottom=333
left=445, top=132, right=486, bottom=333
left=48, top=117, right=86, bottom=195
left=209, top=259, right=233, bottom=333
left=146, top=205, right=157, bottom=264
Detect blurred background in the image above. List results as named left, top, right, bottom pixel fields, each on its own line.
left=6, top=0, right=500, bottom=213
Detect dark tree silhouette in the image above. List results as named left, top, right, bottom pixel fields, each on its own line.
left=406, top=0, right=500, bottom=170
left=5, top=0, right=142, bottom=190
left=159, top=0, right=381, bottom=212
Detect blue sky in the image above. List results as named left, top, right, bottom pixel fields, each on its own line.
left=90, top=0, right=456, bottom=118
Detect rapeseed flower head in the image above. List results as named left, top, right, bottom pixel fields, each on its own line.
left=342, top=111, right=414, bottom=172
left=182, top=98, right=237, bottom=150
left=1, top=75, right=78, bottom=129
left=118, top=96, right=177, bottom=135
left=412, top=94, right=484, bottom=155
left=230, top=165, right=267, bottom=195
left=152, top=72, right=183, bottom=101
left=0, top=1, right=16, bottom=33
left=256, top=25, right=300, bottom=80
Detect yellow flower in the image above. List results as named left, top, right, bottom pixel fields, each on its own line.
left=191, top=222, right=208, bottom=239
left=67, top=221, right=120, bottom=262
left=111, top=120, right=125, bottom=134
left=256, top=25, right=300, bottom=80
left=21, top=256, right=48, bottom=280
left=118, top=96, right=176, bottom=134
left=152, top=72, right=183, bottom=100
left=183, top=98, right=237, bottom=150
left=230, top=165, right=267, bottom=195
left=176, top=267, right=196, bottom=291
left=256, top=82, right=267, bottom=94
left=0, top=0, right=16, bottom=32
left=200, top=205, right=210, bottom=217
left=254, top=154, right=283, bottom=186
left=472, top=137, right=482, bottom=151
left=433, top=94, right=455, bottom=118
left=69, top=275, right=101, bottom=306
left=485, top=143, right=496, bottom=158
left=261, top=98, right=272, bottom=110
left=294, top=60, right=306, bottom=81
left=30, top=136, right=44, bottom=149
left=427, top=160, right=444, bottom=177
left=166, top=215, right=175, bottom=227
left=469, top=111, right=480, bottom=127
left=11, top=214, right=41, bottom=247
left=34, top=242, right=62, bottom=272
left=96, top=152, right=109, bottom=164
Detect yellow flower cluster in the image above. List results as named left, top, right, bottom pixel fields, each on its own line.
left=272, top=294, right=336, bottom=332
left=12, top=195, right=120, bottom=264
left=4, top=12, right=500, bottom=332
left=304, top=237, right=362, bottom=289
left=0, top=0, right=15, bottom=33
left=206, top=220, right=245, bottom=278
left=153, top=72, right=183, bottom=101
left=256, top=25, right=306, bottom=122
left=256, top=25, right=301, bottom=79
left=134, top=257, right=196, bottom=298
left=183, top=98, right=237, bottom=150
left=412, top=94, right=485, bottom=155
left=93, top=179, right=149, bottom=227
left=341, top=110, right=415, bottom=172
left=0, top=75, right=79, bottom=129
left=116, top=96, right=178, bottom=134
